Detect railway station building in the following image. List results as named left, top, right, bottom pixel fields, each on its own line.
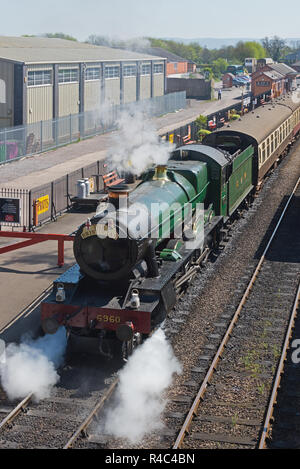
left=0, top=36, right=167, bottom=128
left=251, top=63, right=298, bottom=98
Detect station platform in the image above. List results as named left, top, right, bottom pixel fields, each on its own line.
left=0, top=87, right=243, bottom=189
left=0, top=210, right=93, bottom=333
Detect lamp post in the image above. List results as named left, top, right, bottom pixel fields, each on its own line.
left=241, top=85, right=245, bottom=115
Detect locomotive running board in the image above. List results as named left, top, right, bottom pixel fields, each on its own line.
left=137, top=216, right=223, bottom=310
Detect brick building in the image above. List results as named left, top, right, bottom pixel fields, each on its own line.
left=251, top=70, right=284, bottom=98
left=136, top=47, right=191, bottom=76
left=251, top=63, right=298, bottom=98
left=222, top=73, right=235, bottom=88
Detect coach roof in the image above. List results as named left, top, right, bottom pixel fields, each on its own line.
left=215, top=94, right=299, bottom=144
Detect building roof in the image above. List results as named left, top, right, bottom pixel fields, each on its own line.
left=261, top=70, right=285, bottom=80
left=134, top=46, right=188, bottom=63
left=268, top=62, right=298, bottom=76
left=0, top=36, right=163, bottom=64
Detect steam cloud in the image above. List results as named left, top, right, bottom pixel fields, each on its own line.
left=0, top=328, right=67, bottom=402
left=103, top=329, right=182, bottom=444
left=107, top=106, right=175, bottom=175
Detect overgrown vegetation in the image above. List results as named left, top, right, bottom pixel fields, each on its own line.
left=195, top=115, right=211, bottom=141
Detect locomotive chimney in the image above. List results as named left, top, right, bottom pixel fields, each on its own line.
left=108, top=187, right=130, bottom=209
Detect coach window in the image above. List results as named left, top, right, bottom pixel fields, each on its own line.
left=271, top=134, right=274, bottom=153
left=266, top=137, right=270, bottom=157
left=262, top=142, right=266, bottom=162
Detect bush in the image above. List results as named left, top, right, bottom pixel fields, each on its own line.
left=197, top=129, right=211, bottom=141
left=195, top=115, right=208, bottom=130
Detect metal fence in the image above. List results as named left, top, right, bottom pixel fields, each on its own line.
left=0, top=92, right=186, bottom=165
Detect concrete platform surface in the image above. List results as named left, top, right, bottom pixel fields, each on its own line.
left=0, top=210, right=92, bottom=332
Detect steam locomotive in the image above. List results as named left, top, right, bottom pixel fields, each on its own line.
left=41, top=93, right=300, bottom=359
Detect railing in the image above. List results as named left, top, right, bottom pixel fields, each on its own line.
left=0, top=92, right=186, bottom=165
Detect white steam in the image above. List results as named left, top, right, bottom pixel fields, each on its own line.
left=103, top=329, right=182, bottom=444
left=107, top=107, right=174, bottom=176
left=0, top=328, right=67, bottom=402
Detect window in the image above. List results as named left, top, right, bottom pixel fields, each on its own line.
left=271, top=134, right=274, bottom=153
left=262, top=142, right=266, bottom=162
left=85, top=67, right=100, bottom=81
left=256, top=80, right=270, bottom=87
left=59, top=69, right=79, bottom=83
left=105, top=66, right=120, bottom=79
left=0, top=79, right=5, bottom=103
left=154, top=63, right=164, bottom=74
left=141, top=64, right=151, bottom=75
left=28, top=70, right=52, bottom=87
left=123, top=65, right=137, bottom=77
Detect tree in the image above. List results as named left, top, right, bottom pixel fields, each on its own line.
left=44, top=33, right=77, bottom=42
left=203, top=67, right=213, bottom=80
left=211, top=58, right=228, bottom=78
left=235, top=41, right=266, bottom=61
left=262, top=36, right=287, bottom=61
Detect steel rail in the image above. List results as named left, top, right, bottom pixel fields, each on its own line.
left=258, top=282, right=300, bottom=449
left=173, top=176, right=300, bottom=449
left=63, top=377, right=119, bottom=449
left=0, top=393, right=33, bottom=432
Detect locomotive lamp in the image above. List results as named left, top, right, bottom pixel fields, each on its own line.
left=130, top=289, right=140, bottom=309
left=42, top=317, right=60, bottom=336
left=56, top=284, right=66, bottom=303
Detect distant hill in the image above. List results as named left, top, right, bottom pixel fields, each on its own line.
left=162, top=37, right=300, bottom=49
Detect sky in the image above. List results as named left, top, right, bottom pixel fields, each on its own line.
left=0, top=0, right=299, bottom=42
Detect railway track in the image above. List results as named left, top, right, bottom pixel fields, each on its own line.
left=0, top=358, right=120, bottom=449
left=170, top=177, right=300, bottom=449
left=0, top=157, right=299, bottom=449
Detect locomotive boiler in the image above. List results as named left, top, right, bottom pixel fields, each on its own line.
left=73, top=162, right=209, bottom=284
